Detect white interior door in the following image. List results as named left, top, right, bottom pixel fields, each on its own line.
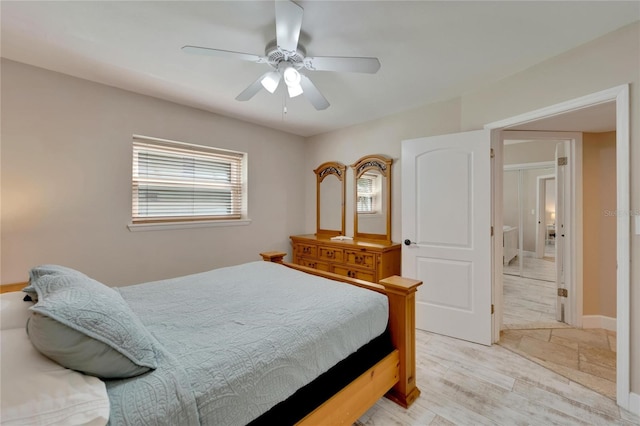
left=402, top=130, right=492, bottom=345
left=555, top=141, right=569, bottom=322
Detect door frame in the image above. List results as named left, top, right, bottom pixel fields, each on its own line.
left=485, top=84, right=630, bottom=410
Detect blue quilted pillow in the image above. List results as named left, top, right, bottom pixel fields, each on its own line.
left=26, top=273, right=158, bottom=379
left=23, top=264, right=89, bottom=301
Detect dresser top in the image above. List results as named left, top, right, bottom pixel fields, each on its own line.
left=291, top=234, right=401, bottom=251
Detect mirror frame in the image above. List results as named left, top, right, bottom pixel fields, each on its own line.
left=314, top=161, right=346, bottom=237
left=351, top=155, right=393, bottom=243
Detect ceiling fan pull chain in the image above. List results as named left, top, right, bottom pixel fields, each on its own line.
left=282, top=91, right=288, bottom=120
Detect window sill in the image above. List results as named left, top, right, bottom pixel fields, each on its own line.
left=127, top=219, right=252, bottom=232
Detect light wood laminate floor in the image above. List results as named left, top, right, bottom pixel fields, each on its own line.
left=356, top=330, right=639, bottom=425
left=502, top=271, right=563, bottom=329
left=503, top=255, right=556, bottom=283
left=503, top=246, right=562, bottom=329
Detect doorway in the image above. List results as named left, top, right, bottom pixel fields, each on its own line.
left=487, top=84, right=629, bottom=409
left=502, top=156, right=559, bottom=329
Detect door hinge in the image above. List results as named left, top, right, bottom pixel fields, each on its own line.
left=557, top=156, right=568, bottom=166
left=491, top=226, right=494, bottom=236
left=557, top=288, right=568, bottom=297
left=491, top=304, right=495, bottom=314
left=490, top=148, right=495, bottom=159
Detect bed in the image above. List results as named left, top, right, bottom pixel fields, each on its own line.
left=0, top=252, right=421, bottom=425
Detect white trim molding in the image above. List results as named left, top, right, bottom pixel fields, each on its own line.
left=128, top=219, right=252, bottom=232
left=582, top=315, right=616, bottom=332
left=629, top=393, right=640, bottom=417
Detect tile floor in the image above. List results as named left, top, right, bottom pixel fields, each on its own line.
left=500, top=247, right=619, bottom=403
left=499, top=327, right=618, bottom=400
left=356, top=330, right=638, bottom=425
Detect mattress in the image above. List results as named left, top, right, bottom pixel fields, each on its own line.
left=108, top=261, right=389, bottom=425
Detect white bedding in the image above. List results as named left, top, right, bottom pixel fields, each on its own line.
left=0, top=292, right=110, bottom=426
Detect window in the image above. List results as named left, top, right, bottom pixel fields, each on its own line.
left=356, top=173, right=380, bottom=214
left=132, top=136, right=246, bottom=224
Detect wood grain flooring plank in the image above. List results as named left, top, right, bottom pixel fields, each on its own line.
left=356, top=330, right=639, bottom=426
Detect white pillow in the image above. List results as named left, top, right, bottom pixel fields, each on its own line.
left=0, top=328, right=110, bottom=426
left=0, top=291, right=32, bottom=330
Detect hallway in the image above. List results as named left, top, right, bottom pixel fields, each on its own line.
left=500, top=257, right=617, bottom=401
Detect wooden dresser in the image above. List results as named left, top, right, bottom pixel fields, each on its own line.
left=290, top=234, right=401, bottom=283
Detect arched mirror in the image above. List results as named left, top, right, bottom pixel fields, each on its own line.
left=351, top=155, right=392, bottom=243
left=315, top=161, right=346, bottom=237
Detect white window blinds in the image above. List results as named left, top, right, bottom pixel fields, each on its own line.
left=132, top=137, right=246, bottom=223
left=356, top=175, right=376, bottom=213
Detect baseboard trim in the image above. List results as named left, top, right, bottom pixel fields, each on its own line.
left=629, top=392, right=640, bottom=417
left=582, top=315, right=616, bottom=331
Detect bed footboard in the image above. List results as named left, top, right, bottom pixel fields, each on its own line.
left=260, top=251, right=421, bottom=410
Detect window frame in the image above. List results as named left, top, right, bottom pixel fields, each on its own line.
left=129, top=135, right=248, bottom=229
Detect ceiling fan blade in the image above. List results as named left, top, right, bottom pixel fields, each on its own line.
left=275, top=0, right=303, bottom=53
left=236, top=72, right=273, bottom=101
left=303, top=56, right=381, bottom=74
left=299, top=74, right=329, bottom=110
left=182, top=45, right=266, bottom=63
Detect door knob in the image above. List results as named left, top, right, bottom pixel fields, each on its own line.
left=404, top=239, right=416, bottom=246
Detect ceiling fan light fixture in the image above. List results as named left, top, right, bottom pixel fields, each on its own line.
left=260, top=71, right=281, bottom=93
left=287, top=83, right=303, bottom=98
left=282, top=63, right=303, bottom=97
left=283, top=65, right=301, bottom=87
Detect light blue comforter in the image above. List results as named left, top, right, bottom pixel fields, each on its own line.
left=107, top=261, right=389, bottom=425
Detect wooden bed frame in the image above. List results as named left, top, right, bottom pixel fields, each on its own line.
left=1, top=253, right=422, bottom=425
left=259, top=251, right=422, bottom=424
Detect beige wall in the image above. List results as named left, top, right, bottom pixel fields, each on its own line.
left=307, top=22, right=640, bottom=393
left=582, top=132, right=617, bottom=318
left=1, top=59, right=307, bottom=286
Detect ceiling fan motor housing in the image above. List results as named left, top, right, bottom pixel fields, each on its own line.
left=266, top=40, right=306, bottom=69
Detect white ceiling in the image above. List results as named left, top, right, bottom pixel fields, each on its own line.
left=1, top=1, right=638, bottom=137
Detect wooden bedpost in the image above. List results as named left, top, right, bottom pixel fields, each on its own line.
left=260, top=251, right=286, bottom=263
left=378, top=275, right=422, bottom=408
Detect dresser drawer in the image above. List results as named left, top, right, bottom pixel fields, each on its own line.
left=332, top=265, right=375, bottom=282
left=344, top=250, right=376, bottom=270
left=296, top=244, right=317, bottom=258
left=318, top=247, right=343, bottom=262
left=299, top=259, right=330, bottom=272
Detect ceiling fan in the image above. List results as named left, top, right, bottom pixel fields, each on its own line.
left=182, top=0, right=380, bottom=110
